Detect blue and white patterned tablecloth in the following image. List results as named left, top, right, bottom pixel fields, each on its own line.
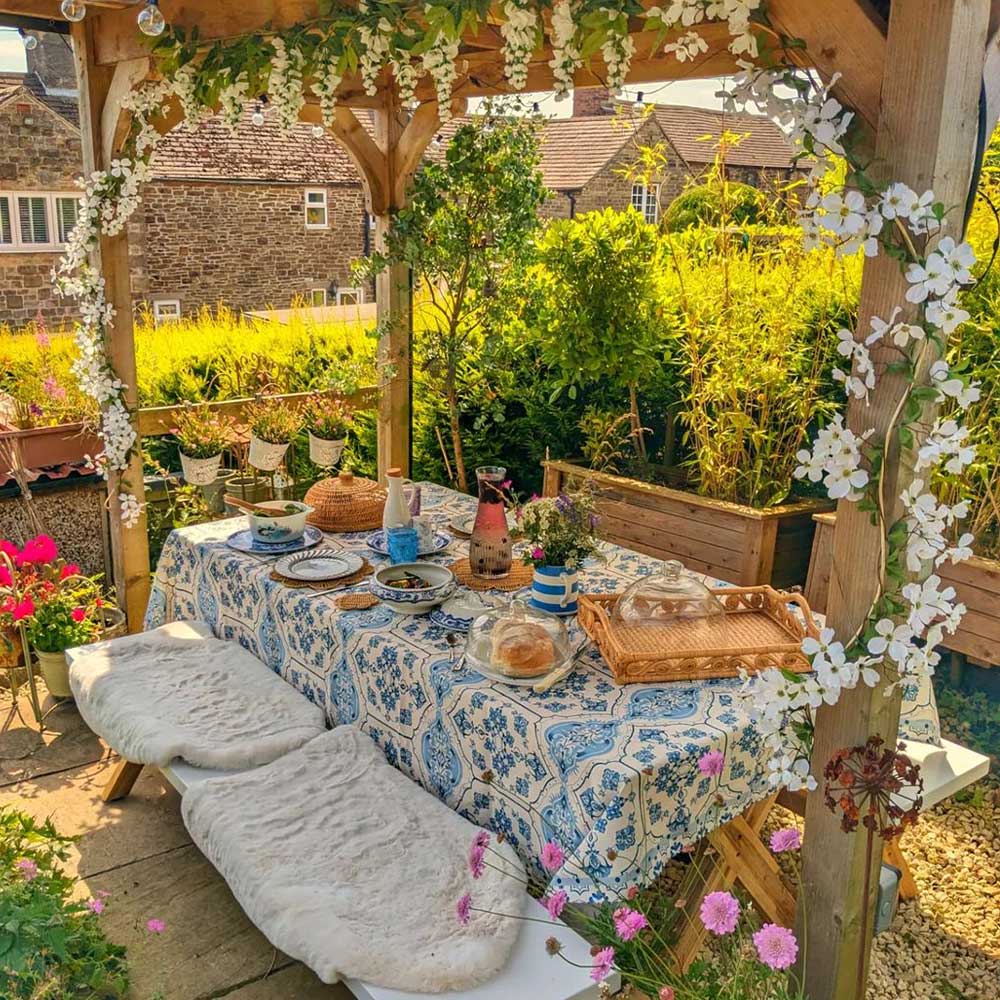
left=145, top=482, right=929, bottom=901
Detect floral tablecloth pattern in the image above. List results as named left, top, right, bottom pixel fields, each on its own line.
left=145, top=483, right=926, bottom=901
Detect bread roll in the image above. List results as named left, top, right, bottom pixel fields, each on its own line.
left=491, top=621, right=556, bottom=677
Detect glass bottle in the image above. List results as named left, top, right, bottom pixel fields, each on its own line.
left=469, top=466, right=512, bottom=579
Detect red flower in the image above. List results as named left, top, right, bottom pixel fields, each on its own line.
left=18, top=535, right=58, bottom=566
left=12, top=596, right=35, bottom=621
left=60, top=563, right=81, bottom=580
left=71, top=607, right=87, bottom=623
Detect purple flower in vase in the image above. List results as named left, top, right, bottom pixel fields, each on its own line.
left=554, top=494, right=573, bottom=513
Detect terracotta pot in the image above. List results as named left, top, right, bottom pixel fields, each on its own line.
left=248, top=435, right=289, bottom=472
left=35, top=648, right=72, bottom=700
left=308, top=432, right=346, bottom=468
left=0, top=422, right=102, bottom=470
left=179, top=451, right=223, bottom=486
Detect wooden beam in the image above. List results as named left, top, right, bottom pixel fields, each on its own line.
left=100, top=57, right=152, bottom=166
left=798, top=4, right=989, bottom=1000
left=101, top=758, right=144, bottom=802
left=984, top=25, right=1000, bottom=143
left=72, top=17, right=152, bottom=635
left=322, top=106, right=390, bottom=216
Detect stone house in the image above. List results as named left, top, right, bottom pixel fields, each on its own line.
left=0, top=33, right=369, bottom=329
left=538, top=86, right=800, bottom=222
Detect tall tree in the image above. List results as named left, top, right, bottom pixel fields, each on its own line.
left=361, top=108, right=547, bottom=492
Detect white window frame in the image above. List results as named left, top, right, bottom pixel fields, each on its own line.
left=309, top=287, right=328, bottom=307
left=152, top=298, right=182, bottom=324
left=630, top=182, right=660, bottom=225
left=304, top=188, right=329, bottom=230
left=0, top=191, right=80, bottom=252
left=336, top=287, right=365, bottom=306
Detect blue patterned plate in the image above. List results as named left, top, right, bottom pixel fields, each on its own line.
left=366, top=529, right=451, bottom=557
left=226, top=526, right=324, bottom=555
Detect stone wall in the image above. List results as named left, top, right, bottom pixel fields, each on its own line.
left=0, top=96, right=82, bottom=329
left=128, top=180, right=371, bottom=314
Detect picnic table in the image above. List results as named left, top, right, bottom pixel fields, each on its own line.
left=145, top=482, right=926, bottom=904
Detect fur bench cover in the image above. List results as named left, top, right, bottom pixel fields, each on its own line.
left=68, top=621, right=326, bottom=769
left=181, top=726, right=525, bottom=992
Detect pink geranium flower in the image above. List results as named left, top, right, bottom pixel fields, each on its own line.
left=12, top=596, right=35, bottom=622
left=612, top=905, right=649, bottom=942
left=19, top=534, right=58, bottom=565
left=146, top=918, right=166, bottom=934
left=540, top=840, right=565, bottom=871
left=699, top=890, right=740, bottom=935
left=468, top=843, right=486, bottom=879
left=71, top=607, right=87, bottom=623
left=544, top=890, right=568, bottom=920
left=590, top=946, right=615, bottom=983
left=769, top=827, right=802, bottom=853
left=0, top=566, right=10, bottom=588
left=698, top=749, right=725, bottom=777
left=659, top=989, right=676, bottom=1000
left=15, top=858, right=38, bottom=881
left=60, top=563, right=80, bottom=580
left=753, top=923, right=798, bottom=970
left=0, top=539, right=20, bottom=563
left=456, top=894, right=472, bottom=926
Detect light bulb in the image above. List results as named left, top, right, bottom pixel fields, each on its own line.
left=60, top=0, right=86, bottom=22
left=21, top=32, right=39, bottom=51
left=251, top=106, right=265, bottom=127
left=312, top=125, right=324, bottom=138
left=137, top=0, right=166, bottom=37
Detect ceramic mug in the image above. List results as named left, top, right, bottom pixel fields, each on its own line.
left=413, top=514, right=435, bottom=551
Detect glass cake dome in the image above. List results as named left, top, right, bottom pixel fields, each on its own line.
left=612, top=560, right=725, bottom=627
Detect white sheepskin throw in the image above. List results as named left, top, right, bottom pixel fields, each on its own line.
left=68, top=621, right=326, bottom=769
left=181, top=726, right=525, bottom=992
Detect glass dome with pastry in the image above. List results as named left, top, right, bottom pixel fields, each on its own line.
left=464, top=599, right=573, bottom=686
left=612, top=559, right=726, bottom=627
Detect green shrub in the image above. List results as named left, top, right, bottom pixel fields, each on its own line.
left=663, top=181, right=766, bottom=232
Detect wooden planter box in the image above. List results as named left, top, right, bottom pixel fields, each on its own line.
left=542, top=460, right=833, bottom=589
left=805, top=512, right=1000, bottom=666
left=0, top=422, right=102, bottom=471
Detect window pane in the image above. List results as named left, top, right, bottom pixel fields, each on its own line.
left=307, top=191, right=325, bottom=204
left=631, top=184, right=645, bottom=213
left=306, top=206, right=327, bottom=226
left=56, top=197, right=78, bottom=243
left=310, top=289, right=327, bottom=307
left=17, top=196, right=49, bottom=244
left=0, top=198, right=11, bottom=244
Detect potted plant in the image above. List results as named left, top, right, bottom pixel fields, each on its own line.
left=519, top=491, right=600, bottom=615
left=172, top=402, right=232, bottom=486
left=244, top=396, right=302, bottom=472
left=305, top=393, right=352, bottom=468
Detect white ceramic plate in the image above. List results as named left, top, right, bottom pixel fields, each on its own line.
left=275, top=549, right=364, bottom=582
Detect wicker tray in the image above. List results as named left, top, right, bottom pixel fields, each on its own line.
left=578, top=587, right=820, bottom=685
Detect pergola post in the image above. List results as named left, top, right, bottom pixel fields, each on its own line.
left=799, top=4, right=988, bottom=998
left=71, top=19, right=151, bottom=632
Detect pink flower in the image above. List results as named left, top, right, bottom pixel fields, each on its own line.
left=0, top=566, right=10, bottom=588
left=753, top=923, right=798, bottom=970
left=15, top=858, right=38, bottom=881
left=540, top=840, right=566, bottom=872
left=545, top=890, right=568, bottom=920
left=456, top=893, right=472, bottom=926
left=88, top=898, right=105, bottom=914
left=60, top=563, right=80, bottom=580
left=699, top=890, right=740, bottom=935
left=625, top=885, right=639, bottom=901
left=769, top=827, right=802, bottom=853
left=146, top=918, right=166, bottom=934
left=590, top=946, right=615, bottom=983
left=468, top=843, right=486, bottom=879
left=659, top=989, right=676, bottom=1000
left=613, top=905, right=649, bottom=942
left=698, top=749, right=725, bottom=778
left=71, top=607, right=87, bottom=623
left=0, top=539, right=20, bottom=563
left=19, top=534, right=58, bottom=565
left=501, top=480, right=512, bottom=490
left=12, top=596, right=35, bottom=622
left=42, top=376, right=66, bottom=400
left=531, top=547, right=545, bottom=560
left=473, top=830, right=490, bottom=849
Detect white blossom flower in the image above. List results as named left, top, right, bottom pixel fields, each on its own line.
left=905, top=252, right=957, bottom=303
left=925, top=291, right=970, bottom=334
left=929, top=360, right=981, bottom=409
left=794, top=415, right=871, bottom=500
left=915, top=418, right=976, bottom=474
left=500, top=1, right=539, bottom=90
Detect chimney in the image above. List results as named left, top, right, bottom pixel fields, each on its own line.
left=25, top=31, right=78, bottom=93
left=572, top=86, right=613, bottom=118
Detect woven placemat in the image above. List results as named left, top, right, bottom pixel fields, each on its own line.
left=270, top=558, right=373, bottom=592
left=334, top=593, right=380, bottom=610
left=448, top=557, right=533, bottom=592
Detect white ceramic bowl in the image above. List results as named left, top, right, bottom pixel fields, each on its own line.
left=371, top=562, right=456, bottom=614
left=246, top=500, right=314, bottom=544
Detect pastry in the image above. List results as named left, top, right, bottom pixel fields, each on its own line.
left=491, top=622, right=556, bottom=676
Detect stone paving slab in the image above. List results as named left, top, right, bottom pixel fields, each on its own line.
left=223, top=963, right=353, bottom=999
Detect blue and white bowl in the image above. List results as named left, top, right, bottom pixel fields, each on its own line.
left=371, top=562, right=456, bottom=614
left=246, top=500, right=314, bottom=544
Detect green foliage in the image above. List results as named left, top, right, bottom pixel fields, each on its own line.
left=24, top=583, right=102, bottom=654
left=664, top=180, right=766, bottom=232
left=0, top=807, right=128, bottom=998
left=171, top=402, right=231, bottom=459
left=519, top=491, right=600, bottom=568
left=243, top=396, right=303, bottom=444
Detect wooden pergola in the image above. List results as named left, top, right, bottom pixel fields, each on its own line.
left=1, top=2, right=996, bottom=998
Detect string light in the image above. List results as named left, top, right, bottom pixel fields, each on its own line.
left=20, top=30, right=39, bottom=51
left=531, top=101, right=540, bottom=114
left=251, top=101, right=266, bottom=127
left=137, top=0, right=166, bottom=37
left=633, top=91, right=645, bottom=109
left=312, top=125, right=325, bottom=138
left=60, top=0, right=86, bottom=22
left=431, top=133, right=443, bottom=151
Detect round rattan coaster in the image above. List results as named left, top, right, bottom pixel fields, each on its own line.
left=270, top=558, right=373, bottom=591
left=448, top=557, right=533, bottom=592
left=334, top=593, right=380, bottom=610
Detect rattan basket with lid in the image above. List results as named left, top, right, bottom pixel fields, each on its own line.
left=304, top=470, right=386, bottom=532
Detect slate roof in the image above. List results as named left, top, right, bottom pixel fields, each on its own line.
left=0, top=71, right=79, bottom=127
left=537, top=115, right=644, bottom=191
left=149, top=108, right=363, bottom=185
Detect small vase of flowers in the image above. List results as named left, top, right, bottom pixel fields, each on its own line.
left=173, top=402, right=232, bottom=486
left=245, top=397, right=303, bottom=472
left=305, top=393, right=352, bottom=468
left=519, top=492, right=600, bottom=615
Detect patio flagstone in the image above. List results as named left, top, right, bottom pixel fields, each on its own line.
left=222, top=964, right=351, bottom=999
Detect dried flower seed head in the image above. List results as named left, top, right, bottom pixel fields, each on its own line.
left=545, top=936, right=562, bottom=956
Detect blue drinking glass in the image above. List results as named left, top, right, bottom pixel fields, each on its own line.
left=387, top=526, right=419, bottom=564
